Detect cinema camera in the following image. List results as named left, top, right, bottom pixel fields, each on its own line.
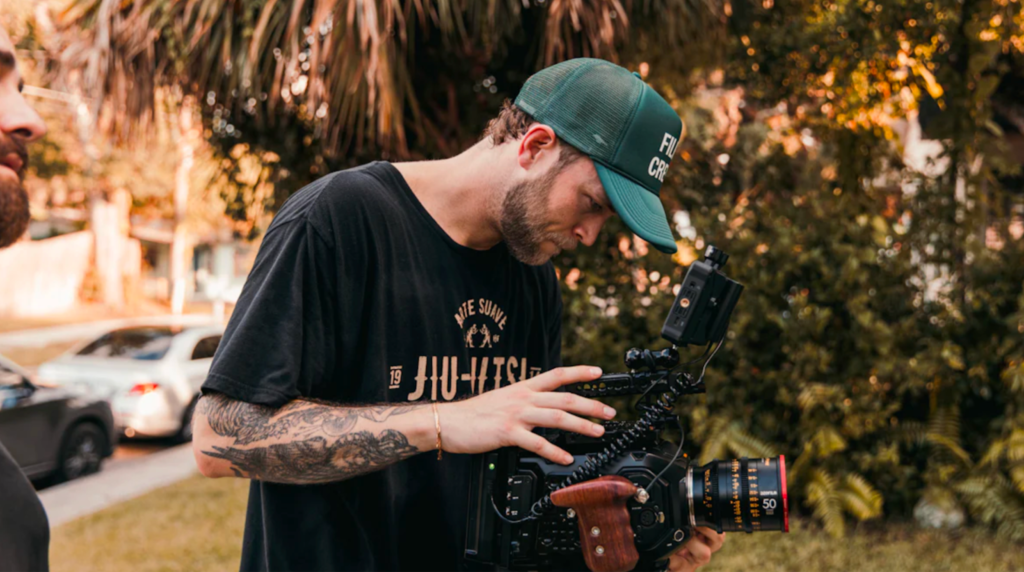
left=465, top=246, right=789, bottom=572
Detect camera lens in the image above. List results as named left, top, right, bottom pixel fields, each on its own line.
left=686, top=455, right=789, bottom=533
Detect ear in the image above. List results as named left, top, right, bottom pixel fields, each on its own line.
left=516, top=124, right=558, bottom=171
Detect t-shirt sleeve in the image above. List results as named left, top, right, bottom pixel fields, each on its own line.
left=202, top=218, right=338, bottom=408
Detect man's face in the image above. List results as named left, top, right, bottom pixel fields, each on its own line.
left=501, top=150, right=616, bottom=266
left=0, top=28, right=46, bottom=249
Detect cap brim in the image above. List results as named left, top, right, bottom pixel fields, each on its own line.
left=594, top=163, right=677, bottom=253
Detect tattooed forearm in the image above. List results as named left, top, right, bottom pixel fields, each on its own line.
left=195, top=391, right=427, bottom=483
left=203, top=430, right=419, bottom=484
left=197, top=392, right=422, bottom=445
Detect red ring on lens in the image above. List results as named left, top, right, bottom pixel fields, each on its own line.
left=779, top=454, right=789, bottom=533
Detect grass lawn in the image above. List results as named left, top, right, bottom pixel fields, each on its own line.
left=706, top=519, right=1024, bottom=572
left=50, top=475, right=249, bottom=572
left=51, top=475, right=1024, bottom=572
left=1, top=340, right=81, bottom=367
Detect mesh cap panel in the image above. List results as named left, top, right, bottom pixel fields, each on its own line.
left=515, top=59, right=589, bottom=117
left=516, top=61, right=641, bottom=161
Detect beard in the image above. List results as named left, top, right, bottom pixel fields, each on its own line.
left=0, top=135, right=29, bottom=249
left=500, top=170, right=578, bottom=266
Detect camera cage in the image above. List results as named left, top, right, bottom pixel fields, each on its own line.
left=464, top=245, right=757, bottom=571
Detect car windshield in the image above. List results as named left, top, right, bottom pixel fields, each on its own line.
left=76, top=327, right=178, bottom=360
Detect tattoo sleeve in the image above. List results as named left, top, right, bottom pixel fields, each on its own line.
left=195, top=392, right=425, bottom=484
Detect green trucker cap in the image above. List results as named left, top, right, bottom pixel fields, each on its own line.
left=514, top=58, right=683, bottom=253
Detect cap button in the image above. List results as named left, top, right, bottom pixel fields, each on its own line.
left=632, top=71, right=642, bottom=79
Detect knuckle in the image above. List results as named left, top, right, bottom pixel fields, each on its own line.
left=561, top=393, right=575, bottom=409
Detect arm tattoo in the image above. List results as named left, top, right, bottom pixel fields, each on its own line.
left=196, top=392, right=424, bottom=483
left=203, top=430, right=418, bottom=483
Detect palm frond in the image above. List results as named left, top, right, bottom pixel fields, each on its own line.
left=55, top=0, right=727, bottom=155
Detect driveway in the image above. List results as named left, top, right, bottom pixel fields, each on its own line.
left=38, top=442, right=198, bottom=527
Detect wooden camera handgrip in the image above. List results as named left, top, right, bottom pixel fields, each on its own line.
left=550, top=476, right=640, bottom=572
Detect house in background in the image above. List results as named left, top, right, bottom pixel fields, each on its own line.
left=130, top=216, right=251, bottom=310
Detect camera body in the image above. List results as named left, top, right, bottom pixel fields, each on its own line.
left=464, top=246, right=788, bottom=572
left=465, top=423, right=691, bottom=571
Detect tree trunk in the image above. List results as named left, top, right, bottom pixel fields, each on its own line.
left=170, top=98, right=195, bottom=315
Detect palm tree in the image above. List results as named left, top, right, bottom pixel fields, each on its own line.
left=54, top=0, right=725, bottom=161
left=51, top=0, right=724, bottom=312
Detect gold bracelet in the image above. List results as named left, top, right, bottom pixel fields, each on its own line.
left=431, top=401, right=443, bottom=460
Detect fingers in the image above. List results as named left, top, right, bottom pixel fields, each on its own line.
left=667, top=528, right=718, bottom=571
left=521, top=408, right=605, bottom=438
left=513, top=429, right=574, bottom=465
left=527, top=365, right=603, bottom=392
left=693, top=527, right=726, bottom=553
left=531, top=391, right=617, bottom=420
left=680, top=535, right=712, bottom=568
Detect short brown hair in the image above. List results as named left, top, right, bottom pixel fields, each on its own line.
left=482, top=99, right=585, bottom=170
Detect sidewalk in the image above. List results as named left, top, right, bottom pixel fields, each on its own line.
left=0, top=314, right=218, bottom=349
left=39, top=443, right=198, bottom=527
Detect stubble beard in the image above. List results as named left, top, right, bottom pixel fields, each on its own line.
left=500, top=171, right=578, bottom=266
left=0, top=176, right=29, bottom=249
left=0, top=133, right=30, bottom=249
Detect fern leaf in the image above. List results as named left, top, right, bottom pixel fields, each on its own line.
left=797, top=383, right=841, bottom=412
left=925, top=433, right=973, bottom=467
left=979, top=438, right=1007, bottom=468
left=893, top=420, right=928, bottom=446
left=698, top=419, right=731, bottom=464
left=1008, top=429, right=1024, bottom=464
left=839, top=473, right=884, bottom=520
left=727, top=425, right=779, bottom=458
left=1011, top=466, right=1024, bottom=496
left=928, top=406, right=962, bottom=442
left=807, top=469, right=845, bottom=537
left=811, top=426, right=848, bottom=459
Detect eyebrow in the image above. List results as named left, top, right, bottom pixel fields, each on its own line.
left=582, top=183, right=617, bottom=215
left=0, top=50, right=23, bottom=90
left=0, top=50, right=13, bottom=69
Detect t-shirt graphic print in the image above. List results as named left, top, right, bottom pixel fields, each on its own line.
left=202, top=161, right=563, bottom=571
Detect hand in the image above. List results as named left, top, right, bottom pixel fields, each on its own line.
left=439, top=365, right=616, bottom=464
left=667, top=527, right=726, bottom=572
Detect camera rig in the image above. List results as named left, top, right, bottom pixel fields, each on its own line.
left=464, top=246, right=789, bottom=572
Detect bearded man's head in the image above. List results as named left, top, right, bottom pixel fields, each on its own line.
left=0, top=27, right=46, bottom=249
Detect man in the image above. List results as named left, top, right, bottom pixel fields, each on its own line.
left=0, top=24, right=51, bottom=572
left=193, top=59, right=725, bottom=572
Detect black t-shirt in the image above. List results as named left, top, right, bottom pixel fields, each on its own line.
left=202, top=162, right=563, bottom=571
left=0, top=441, right=49, bottom=572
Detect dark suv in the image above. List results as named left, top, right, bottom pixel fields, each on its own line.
left=0, top=354, right=117, bottom=482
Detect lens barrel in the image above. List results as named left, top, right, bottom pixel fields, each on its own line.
left=686, top=455, right=789, bottom=533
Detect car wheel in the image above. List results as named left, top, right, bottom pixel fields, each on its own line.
left=58, top=423, right=106, bottom=482
left=176, top=398, right=198, bottom=443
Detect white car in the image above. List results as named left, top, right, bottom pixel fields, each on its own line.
left=38, top=324, right=224, bottom=441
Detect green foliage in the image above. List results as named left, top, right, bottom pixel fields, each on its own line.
left=54, top=0, right=1024, bottom=540
left=555, top=0, right=1024, bottom=539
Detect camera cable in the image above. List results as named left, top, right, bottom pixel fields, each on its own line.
left=490, top=340, right=724, bottom=524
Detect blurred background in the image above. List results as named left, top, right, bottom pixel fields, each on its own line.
left=1, top=0, right=1023, bottom=570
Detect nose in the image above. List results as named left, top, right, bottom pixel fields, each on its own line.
left=0, top=90, right=47, bottom=143
left=573, top=216, right=607, bottom=248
